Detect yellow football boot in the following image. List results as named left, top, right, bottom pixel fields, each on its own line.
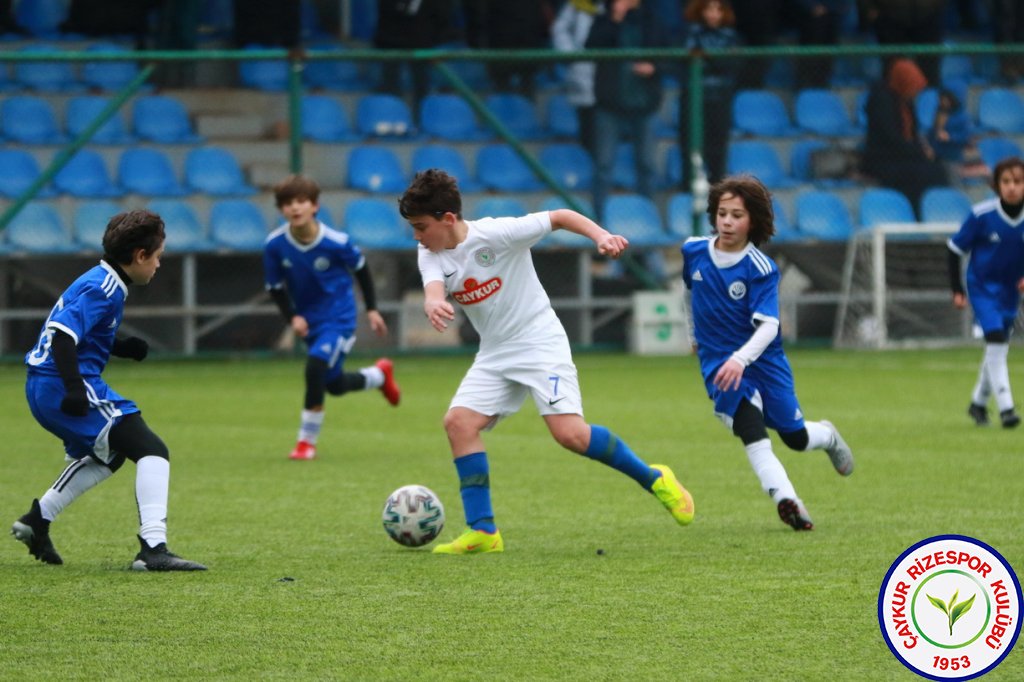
left=650, top=464, right=695, bottom=525
left=432, top=527, right=504, bottom=555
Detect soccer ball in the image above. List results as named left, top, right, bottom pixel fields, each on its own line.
left=381, top=484, right=445, bottom=547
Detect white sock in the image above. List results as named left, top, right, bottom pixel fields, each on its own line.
left=136, top=456, right=169, bottom=548
left=745, top=438, right=796, bottom=503
left=38, top=457, right=113, bottom=522
left=984, top=343, right=1014, bottom=412
left=360, top=366, right=384, bottom=390
left=972, top=354, right=992, bottom=406
left=803, top=421, right=834, bottom=451
left=298, top=409, right=325, bottom=444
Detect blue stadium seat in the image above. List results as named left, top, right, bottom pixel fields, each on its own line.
left=977, top=136, right=1023, bottom=169
left=539, top=143, right=593, bottom=191
left=732, top=90, right=798, bottom=137
left=476, top=144, right=543, bottom=192
left=300, top=95, right=360, bottom=142
left=915, top=87, right=940, bottom=129
left=1, top=95, right=66, bottom=144
left=664, top=144, right=683, bottom=187
left=473, top=197, right=529, bottom=219
left=602, top=194, right=672, bottom=246
left=316, top=205, right=335, bottom=229
left=727, top=141, right=799, bottom=188
left=411, top=144, right=481, bottom=192
left=73, top=200, right=122, bottom=250
left=612, top=142, right=638, bottom=190
left=859, top=188, right=917, bottom=229
left=238, top=44, right=288, bottom=91
left=977, top=88, right=1024, bottom=134
left=419, top=94, right=489, bottom=141
left=342, top=198, right=411, bottom=250
left=356, top=94, right=414, bottom=137
left=6, top=204, right=77, bottom=254
left=0, top=149, right=54, bottom=198
left=855, top=89, right=869, bottom=129
left=668, top=192, right=695, bottom=239
left=794, top=89, right=860, bottom=137
left=133, top=95, right=203, bottom=143
left=771, top=197, right=799, bottom=242
left=14, top=0, right=67, bottom=37
left=940, top=54, right=977, bottom=85
left=303, top=42, right=369, bottom=91
left=14, top=44, right=81, bottom=92
left=546, top=94, right=578, bottom=139
left=54, top=149, right=122, bottom=198
left=920, top=187, right=972, bottom=224
left=789, top=139, right=829, bottom=183
left=66, top=95, right=135, bottom=144
left=117, top=148, right=189, bottom=196
left=210, top=199, right=268, bottom=251
left=147, top=199, right=215, bottom=252
left=794, top=190, right=854, bottom=241
left=184, top=147, right=256, bottom=196
left=347, top=145, right=408, bottom=193
left=538, top=194, right=595, bottom=217
left=81, top=42, right=144, bottom=91
left=485, top=93, right=546, bottom=140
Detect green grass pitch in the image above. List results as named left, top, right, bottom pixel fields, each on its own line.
left=1, top=348, right=1021, bottom=680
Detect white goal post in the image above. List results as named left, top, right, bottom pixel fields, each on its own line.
left=834, top=222, right=974, bottom=349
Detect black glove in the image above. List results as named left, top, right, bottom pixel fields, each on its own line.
left=112, top=336, right=149, bottom=361
left=60, top=382, right=89, bottom=417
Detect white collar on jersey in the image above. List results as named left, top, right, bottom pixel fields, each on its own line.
left=707, top=237, right=751, bottom=268
left=99, top=259, right=129, bottom=298
left=284, top=221, right=327, bottom=251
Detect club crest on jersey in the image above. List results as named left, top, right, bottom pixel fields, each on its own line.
left=453, top=277, right=502, bottom=304
left=314, top=256, right=330, bottom=271
left=474, top=247, right=496, bottom=267
left=728, top=281, right=747, bottom=300
left=282, top=258, right=293, bottom=269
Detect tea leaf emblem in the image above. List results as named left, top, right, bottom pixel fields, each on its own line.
left=927, top=589, right=977, bottom=636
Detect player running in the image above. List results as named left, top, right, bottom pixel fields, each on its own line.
left=681, top=174, right=853, bottom=531
left=400, top=169, right=694, bottom=555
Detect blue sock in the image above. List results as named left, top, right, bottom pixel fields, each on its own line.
left=584, top=425, right=659, bottom=489
left=454, top=452, right=497, bottom=533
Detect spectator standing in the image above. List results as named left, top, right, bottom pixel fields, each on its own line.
left=730, top=0, right=782, bottom=88
left=680, top=0, right=740, bottom=187
left=793, top=0, right=851, bottom=89
left=861, top=58, right=948, bottom=216
left=465, top=0, right=554, bottom=99
left=587, top=0, right=670, bottom=222
left=859, top=0, right=947, bottom=86
left=374, top=0, right=459, bottom=119
left=992, top=0, right=1024, bottom=82
left=551, top=0, right=602, bottom=155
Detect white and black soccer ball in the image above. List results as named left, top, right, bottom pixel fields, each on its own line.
left=382, top=484, right=445, bottom=548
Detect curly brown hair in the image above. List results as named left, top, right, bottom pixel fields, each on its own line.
left=398, top=169, right=463, bottom=219
left=706, top=174, right=775, bottom=246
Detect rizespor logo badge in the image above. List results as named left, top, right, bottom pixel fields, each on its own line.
left=879, top=535, right=1021, bottom=680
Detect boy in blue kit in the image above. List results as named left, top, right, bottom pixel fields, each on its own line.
left=949, top=157, right=1024, bottom=428
left=263, top=175, right=401, bottom=461
left=681, top=175, right=854, bottom=531
left=12, top=209, right=205, bottom=570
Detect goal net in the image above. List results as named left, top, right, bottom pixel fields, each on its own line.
left=833, top=222, right=973, bottom=349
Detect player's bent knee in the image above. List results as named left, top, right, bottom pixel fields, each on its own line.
left=778, top=428, right=809, bottom=451
left=984, top=330, right=1009, bottom=343
left=546, top=415, right=590, bottom=453
left=732, top=399, right=769, bottom=445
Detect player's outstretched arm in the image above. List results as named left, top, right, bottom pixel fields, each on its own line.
left=423, top=281, right=454, bottom=332
left=548, top=209, right=629, bottom=258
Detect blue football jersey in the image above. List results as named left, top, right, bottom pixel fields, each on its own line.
left=681, top=237, right=790, bottom=383
left=263, top=222, right=366, bottom=330
left=25, top=260, right=128, bottom=378
left=948, top=198, right=1024, bottom=304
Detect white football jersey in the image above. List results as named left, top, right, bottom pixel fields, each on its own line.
left=418, top=212, right=568, bottom=353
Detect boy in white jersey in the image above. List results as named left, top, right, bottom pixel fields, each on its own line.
left=948, top=157, right=1024, bottom=428
left=400, top=169, right=694, bottom=554
left=263, top=175, right=401, bottom=461
left=681, top=175, right=853, bottom=531
left=13, top=209, right=205, bottom=570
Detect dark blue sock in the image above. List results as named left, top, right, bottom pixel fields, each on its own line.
left=454, top=452, right=496, bottom=533
left=584, top=425, right=659, bottom=489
